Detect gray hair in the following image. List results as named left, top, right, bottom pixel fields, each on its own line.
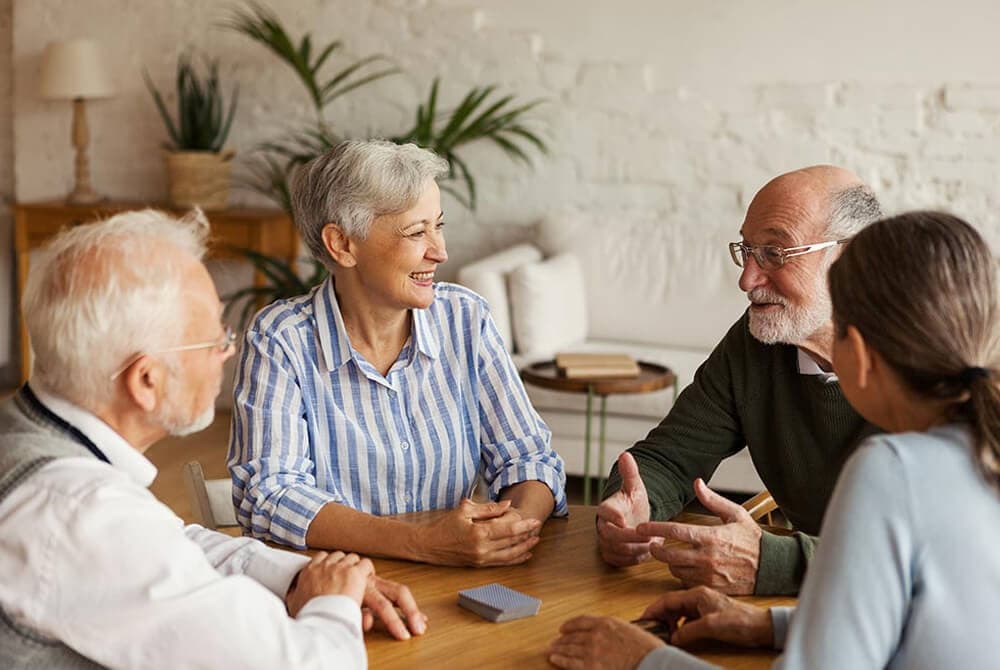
left=825, top=184, right=883, bottom=240
left=290, top=139, right=449, bottom=269
left=22, top=209, right=208, bottom=409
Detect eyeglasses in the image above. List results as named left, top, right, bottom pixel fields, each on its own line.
left=728, top=239, right=850, bottom=271
left=110, top=325, right=237, bottom=381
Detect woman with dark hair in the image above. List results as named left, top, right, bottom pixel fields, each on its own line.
left=549, top=211, right=1000, bottom=669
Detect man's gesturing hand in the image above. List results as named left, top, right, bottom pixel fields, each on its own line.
left=416, top=499, right=541, bottom=567
left=597, top=452, right=653, bottom=566
left=285, top=551, right=374, bottom=617
left=637, top=478, right=762, bottom=594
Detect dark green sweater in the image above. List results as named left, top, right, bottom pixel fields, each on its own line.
left=602, top=311, right=875, bottom=596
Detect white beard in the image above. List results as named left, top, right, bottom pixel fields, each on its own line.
left=155, top=362, right=218, bottom=437
left=747, top=286, right=832, bottom=346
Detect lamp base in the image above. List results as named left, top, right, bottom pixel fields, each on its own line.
left=65, top=188, right=102, bottom=205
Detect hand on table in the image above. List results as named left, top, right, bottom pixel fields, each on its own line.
left=637, top=478, right=761, bottom=595
left=415, top=498, right=541, bottom=567
left=597, top=453, right=653, bottom=567
left=639, top=586, right=773, bottom=649
left=285, top=550, right=374, bottom=617
left=361, top=575, right=427, bottom=640
left=548, top=615, right=665, bottom=670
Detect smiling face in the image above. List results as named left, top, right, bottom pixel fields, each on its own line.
left=343, top=178, right=447, bottom=312
left=737, top=175, right=836, bottom=348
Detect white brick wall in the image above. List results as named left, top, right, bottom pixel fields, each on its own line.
left=6, top=0, right=1000, bottom=383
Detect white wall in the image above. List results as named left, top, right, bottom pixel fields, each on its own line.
left=6, top=0, right=1000, bottom=381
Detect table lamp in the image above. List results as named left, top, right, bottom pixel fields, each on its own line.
left=39, top=39, right=115, bottom=205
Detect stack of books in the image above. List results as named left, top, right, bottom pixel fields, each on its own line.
left=555, top=352, right=640, bottom=378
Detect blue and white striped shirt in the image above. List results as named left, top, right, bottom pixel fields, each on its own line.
left=228, top=278, right=567, bottom=549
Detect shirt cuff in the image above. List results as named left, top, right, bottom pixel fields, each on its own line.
left=259, top=485, right=342, bottom=550
left=770, top=606, right=795, bottom=650
left=488, top=461, right=568, bottom=517
left=243, top=545, right=311, bottom=598
left=755, top=531, right=807, bottom=596
left=637, top=645, right=720, bottom=670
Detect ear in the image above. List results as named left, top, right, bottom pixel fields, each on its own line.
left=120, top=356, right=167, bottom=413
left=321, top=224, right=357, bottom=268
left=845, top=324, right=875, bottom=389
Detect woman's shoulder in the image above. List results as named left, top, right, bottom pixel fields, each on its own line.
left=847, top=424, right=976, bottom=490
left=431, top=282, right=491, bottom=317
left=246, top=287, right=321, bottom=337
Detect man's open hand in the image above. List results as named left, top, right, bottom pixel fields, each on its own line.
left=637, top=478, right=762, bottom=594
left=596, top=453, right=654, bottom=566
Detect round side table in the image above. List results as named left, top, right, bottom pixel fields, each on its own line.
left=520, top=360, right=677, bottom=505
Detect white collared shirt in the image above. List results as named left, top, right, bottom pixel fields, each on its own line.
left=796, top=348, right=839, bottom=384
left=0, top=388, right=366, bottom=669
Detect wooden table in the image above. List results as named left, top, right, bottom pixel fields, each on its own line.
left=366, top=506, right=789, bottom=669
left=521, top=361, right=677, bottom=504
left=13, top=200, right=295, bottom=382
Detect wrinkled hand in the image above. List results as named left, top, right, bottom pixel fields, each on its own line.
left=597, top=453, right=653, bottom=567
left=640, top=586, right=773, bottom=648
left=548, top=615, right=665, bottom=670
left=286, top=551, right=374, bottom=617
left=637, top=478, right=761, bottom=594
left=417, top=499, right=541, bottom=567
left=361, top=575, right=427, bottom=640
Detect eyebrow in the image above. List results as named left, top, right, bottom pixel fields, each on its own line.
left=739, top=226, right=795, bottom=244
left=402, top=211, right=445, bottom=229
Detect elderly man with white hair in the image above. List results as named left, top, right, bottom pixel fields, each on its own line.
left=0, top=210, right=424, bottom=669
left=597, top=166, right=884, bottom=597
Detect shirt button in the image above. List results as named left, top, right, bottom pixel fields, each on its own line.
left=400, top=441, right=410, bottom=450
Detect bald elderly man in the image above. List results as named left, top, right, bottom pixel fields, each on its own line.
left=598, top=166, right=883, bottom=596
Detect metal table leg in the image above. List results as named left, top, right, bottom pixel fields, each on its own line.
left=583, top=385, right=594, bottom=505
left=597, top=395, right=608, bottom=496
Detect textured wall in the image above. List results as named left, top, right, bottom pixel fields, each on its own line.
left=8, top=0, right=1000, bottom=378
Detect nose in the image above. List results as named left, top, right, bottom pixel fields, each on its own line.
left=738, top=256, right=768, bottom=294
left=426, top=229, right=448, bottom=264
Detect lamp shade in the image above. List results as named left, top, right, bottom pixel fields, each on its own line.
left=39, top=39, right=115, bottom=100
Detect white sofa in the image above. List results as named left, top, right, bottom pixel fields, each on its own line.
left=457, top=215, right=765, bottom=494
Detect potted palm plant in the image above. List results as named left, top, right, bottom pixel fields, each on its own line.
left=145, top=53, right=239, bottom=210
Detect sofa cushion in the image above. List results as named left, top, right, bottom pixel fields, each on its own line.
left=536, top=215, right=748, bottom=350
left=508, top=252, right=588, bottom=357
left=456, top=243, right=543, bottom=351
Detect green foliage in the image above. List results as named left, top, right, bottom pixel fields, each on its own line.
left=222, top=246, right=329, bottom=329
left=224, top=2, right=549, bottom=212
left=223, top=1, right=398, bottom=118
left=144, top=53, right=239, bottom=152
left=393, top=78, right=548, bottom=209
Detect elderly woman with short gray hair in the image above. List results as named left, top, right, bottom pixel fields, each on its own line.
left=229, top=139, right=567, bottom=573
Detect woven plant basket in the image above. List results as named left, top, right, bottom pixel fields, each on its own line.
left=164, top=150, right=235, bottom=210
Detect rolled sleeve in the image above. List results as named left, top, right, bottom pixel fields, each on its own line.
left=476, top=312, right=567, bottom=517
left=229, top=328, right=342, bottom=549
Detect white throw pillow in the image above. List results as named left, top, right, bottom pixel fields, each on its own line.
left=457, top=243, right=543, bottom=352
left=508, top=252, right=588, bottom=356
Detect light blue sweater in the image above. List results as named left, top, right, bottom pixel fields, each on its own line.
left=639, top=424, right=1000, bottom=670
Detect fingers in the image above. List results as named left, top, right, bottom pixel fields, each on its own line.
left=370, top=576, right=427, bottom=637
left=693, top=478, right=749, bottom=524
left=478, top=514, right=542, bottom=541
left=636, top=520, right=711, bottom=545
left=671, top=615, right=721, bottom=648
left=461, top=498, right=512, bottom=521
left=472, top=535, right=539, bottom=566
left=596, top=517, right=648, bottom=544
left=618, top=452, right=644, bottom=494
left=558, top=615, right=600, bottom=634
left=640, top=587, right=713, bottom=622
left=364, top=582, right=412, bottom=640
left=649, top=544, right=702, bottom=568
